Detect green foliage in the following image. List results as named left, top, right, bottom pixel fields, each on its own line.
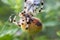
left=0, top=0, right=60, bottom=40
left=57, top=31, right=60, bottom=37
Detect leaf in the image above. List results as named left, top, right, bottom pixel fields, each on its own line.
left=57, top=31, right=60, bottom=37
left=43, top=21, right=58, bottom=27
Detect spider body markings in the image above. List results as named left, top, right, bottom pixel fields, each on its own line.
left=9, top=11, right=42, bottom=35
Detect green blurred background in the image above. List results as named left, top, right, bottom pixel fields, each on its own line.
left=0, top=0, right=60, bottom=40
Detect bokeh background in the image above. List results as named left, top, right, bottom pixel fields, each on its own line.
left=0, top=0, right=60, bottom=40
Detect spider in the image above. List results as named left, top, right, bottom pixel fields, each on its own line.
left=9, top=0, right=43, bottom=35
left=9, top=11, right=42, bottom=35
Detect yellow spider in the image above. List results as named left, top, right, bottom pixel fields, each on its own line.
left=9, top=11, right=42, bottom=35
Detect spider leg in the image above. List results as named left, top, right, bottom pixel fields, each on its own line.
left=9, top=14, right=21, bottom=26
left=39, top=0, right=44, bottom=12
left=33, top=0, right=44, bottom=14
left=9, top=14, right=15, bottom=23
left=9, top=15, right=13, bottom=23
